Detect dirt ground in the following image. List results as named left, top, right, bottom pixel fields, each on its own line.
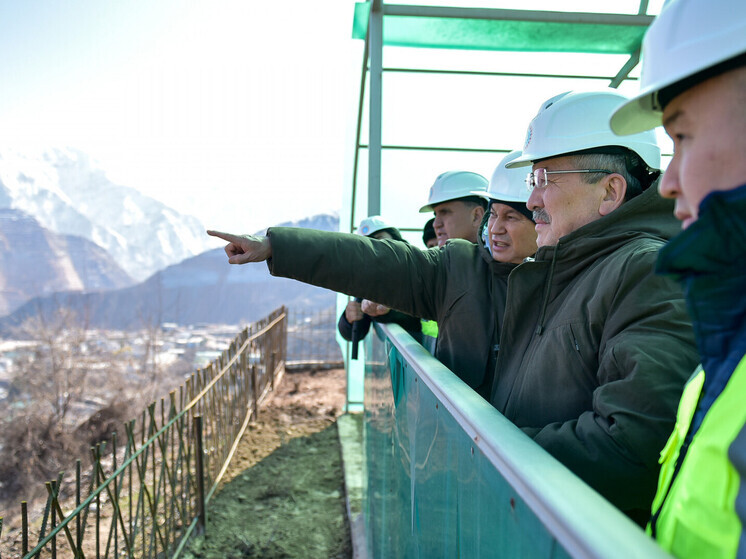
left=182, top=367, right=353, bottom=559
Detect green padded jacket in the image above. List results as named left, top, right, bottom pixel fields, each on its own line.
left=491, top=184, right=699, bottom=517
left=267, top=230, right=514, bottom=398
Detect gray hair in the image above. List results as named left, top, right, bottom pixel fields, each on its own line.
left=571, top=152, right=646, bottom=201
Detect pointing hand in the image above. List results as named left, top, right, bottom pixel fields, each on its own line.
left=206, top=230, right=272, bottom=264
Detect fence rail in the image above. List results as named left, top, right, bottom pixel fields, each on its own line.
left=0, top=306, right=287, bottom=559
left=286, top=307, right=343, bottom=369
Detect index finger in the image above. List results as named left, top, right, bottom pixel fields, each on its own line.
left=207, top=230, right=243, bottom=243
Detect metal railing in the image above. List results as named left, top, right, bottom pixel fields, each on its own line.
left=363, top=323, right=671, bottom=558
left=0, top=307, right=287, bottom=559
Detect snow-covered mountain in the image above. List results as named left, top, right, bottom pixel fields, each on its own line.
left=0, top=148, right=213, bottom=281
left=0, top=208, right=133, bottom=316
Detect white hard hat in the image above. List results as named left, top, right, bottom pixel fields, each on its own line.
left=611, top=0, right=746, bottom=135
left=357, top=215, right=393, bottom=237
left=419, top=171, right=488, bottom=213
left=471, top=151, right=529, bottom=203
left=507, top=90, right=661, bottom=170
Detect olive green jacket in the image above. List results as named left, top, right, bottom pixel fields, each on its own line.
left=491, top=184, right=699, bottom=516
left=267, top=230, right=514, bottom=397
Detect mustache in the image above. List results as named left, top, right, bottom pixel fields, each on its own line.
left=533, top=209, right=551, bottom=223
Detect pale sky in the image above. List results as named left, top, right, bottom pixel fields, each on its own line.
left=0, top=0, right=357, bottom=238
left=0, top=0, right=667, bottom=246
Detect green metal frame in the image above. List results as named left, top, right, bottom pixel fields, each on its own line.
left=346, top=4, right=665, bottom=554
left=348, top=0, right=654, bottom=232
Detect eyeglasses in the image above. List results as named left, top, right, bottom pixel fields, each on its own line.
left=525, top=168, right=612, bottom=192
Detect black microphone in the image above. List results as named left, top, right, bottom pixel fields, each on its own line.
left=350, top=297, right=363, bottom=360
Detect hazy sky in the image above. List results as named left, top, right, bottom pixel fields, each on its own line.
left=0, top=0, right=666, bottom=245
left=0, top=0, right=356, bottom=238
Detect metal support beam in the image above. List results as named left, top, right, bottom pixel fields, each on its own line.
left=609, top=47, right=641, bottom=88
left=359, top=144, right=511, bottom=154
left=368, top=0, right=383, bottom=217
left=349, top=33, right=370, bottom=233
left=384, top=67, right=637, bottom=81
left=382, top=4, right=654, bottom=26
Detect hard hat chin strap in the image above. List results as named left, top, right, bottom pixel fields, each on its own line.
left=624, top=151, right=660, bottom=193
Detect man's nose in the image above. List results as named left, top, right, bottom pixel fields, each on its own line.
left=658, top=158, right=680, bottom=200
left=489, top=219, right=505, bottom=234
left=527, top=189, right=542, bottom=211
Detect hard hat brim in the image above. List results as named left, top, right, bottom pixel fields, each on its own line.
left=420, top=194, right=480, bottom=213
left=471, top=189, right=528, bottom=204
left=610, top=0, right=746, bottom=136
left=503, top=154, right=533, bottom=169
left=469, top=189, right=491, bottom=200
left=610, top=93, right=662, bottom=136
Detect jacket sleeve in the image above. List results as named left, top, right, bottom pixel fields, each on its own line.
left=524, top=247, right=698, bottom=512
left=337, top=310, right=372, bottom=341
left=266, top=227, right=449, bottom=321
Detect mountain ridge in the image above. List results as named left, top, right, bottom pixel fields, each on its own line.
left=1, top=213, right=341, bottom=331
left=0, top=147, right=213, bottom=281
left=0, top=208, right=133, bottom=316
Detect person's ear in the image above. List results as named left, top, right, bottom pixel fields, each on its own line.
left=599, top=174, right=627, bottom=216
left=473, top=205, right=485, bottom=224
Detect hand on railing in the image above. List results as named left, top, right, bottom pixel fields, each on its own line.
left=206, top=230, right=272, bottom=264
left=361, top=299, right=390, bottom=317
left=345, top=300, right=365, bottom=323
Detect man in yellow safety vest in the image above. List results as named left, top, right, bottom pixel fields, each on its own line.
left=611, top=0, right=746, bottom=556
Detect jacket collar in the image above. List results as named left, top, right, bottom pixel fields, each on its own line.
left=657, top=182, right=746, bottom=431
left=657, top=183, right=746, bottom=366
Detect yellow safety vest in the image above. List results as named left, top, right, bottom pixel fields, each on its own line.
left=649, top=356, right=746, bottom=558
left=421, top=319, right=438, bottom=339
left=420, top=320, right=438, bottom=355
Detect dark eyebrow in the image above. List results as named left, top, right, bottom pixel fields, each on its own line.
left=662, top=108, right=683, bottom=130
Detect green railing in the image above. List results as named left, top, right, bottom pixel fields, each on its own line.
left=363, top=323, right=672, bottom=558
left=0, top=307, right=287, bottom=559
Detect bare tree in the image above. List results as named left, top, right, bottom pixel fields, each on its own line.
left=0, top=307, right=126, bottom=500
left=9, top=307, right=92, bottom=423
left=0, top=297, right=203, bottom=505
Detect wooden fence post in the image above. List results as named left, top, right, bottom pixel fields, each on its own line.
left=21, top=501, right=28, bottom=556
left=194, top=416, right=207, bottom=536
left=251, top=364, right=259, bottom=420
